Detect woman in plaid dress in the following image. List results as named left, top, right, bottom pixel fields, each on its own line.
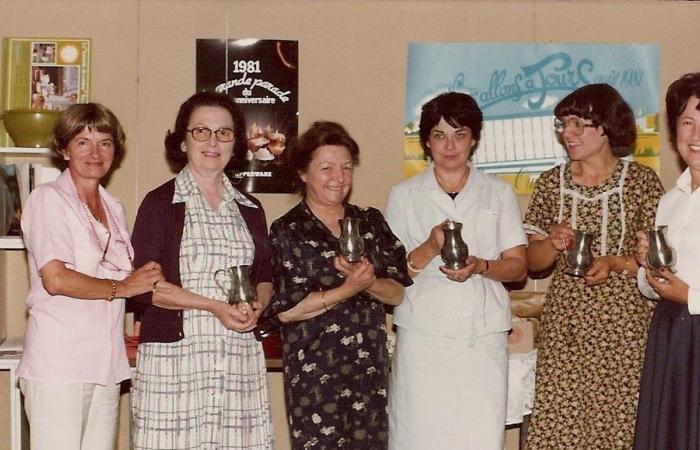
left=130, top=92, right=274, bottom=449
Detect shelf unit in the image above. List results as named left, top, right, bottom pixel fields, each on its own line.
left=0, top=147, right=50, bottom=249
left=0, top=147, right=50, bottom=155
left=0, top=236, right=23, bottom=250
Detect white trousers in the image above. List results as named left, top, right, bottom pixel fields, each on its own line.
left=388, top=328, right=508, bottom=450
left=20, top=378, right=120, bottom=450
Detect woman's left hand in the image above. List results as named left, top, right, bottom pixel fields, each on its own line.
left=646, top=267, right=689, bottom=304
left=583, top=256, right=613, bottom=286
left=334, top=256, right=376, bottom=295
left=440, top=256, right=483, bottom=282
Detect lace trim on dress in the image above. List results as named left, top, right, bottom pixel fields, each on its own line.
left=556, top=160, right=629, bottom=256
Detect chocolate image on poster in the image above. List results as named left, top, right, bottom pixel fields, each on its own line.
left=197, top=39, right=298, bottom=193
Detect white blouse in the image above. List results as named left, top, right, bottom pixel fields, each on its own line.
left=638, top=168, right=700, bottom=314
left=384, top=164, right=527, bottom=339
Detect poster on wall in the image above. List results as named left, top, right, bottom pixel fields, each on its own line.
left=1, top=37, right=91, bottom=146
left=405, top=43, right=660, bottom=194
left=197, top=39, right=298, bottom=193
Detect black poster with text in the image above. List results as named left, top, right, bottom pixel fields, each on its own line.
left=197, top=39, right=298, bottom=193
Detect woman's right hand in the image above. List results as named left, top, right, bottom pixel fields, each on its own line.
left=152, top=280, right=256, bottom=331
left=210, top=301, right=257, bottom=332
left=119, top=261, right=164, bottom=298
left=426, top=221, right=447, bottom=257
left=635, top=231, right=649, bottom=268
left=548, top=222, right=575, bottom=252
left=336, top=256, right=377, bottom=297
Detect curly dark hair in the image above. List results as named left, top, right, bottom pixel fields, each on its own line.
left=665, top=73, right=700, bottom=146
left=48, top=103, right=126, bottom=169
left=286, top=121, right=360, bottom=194
left=554, top=84, right=636, bottom=157
left=164, top=91, right=247, bottom=171
left=418, top=92, right=483, bottom=160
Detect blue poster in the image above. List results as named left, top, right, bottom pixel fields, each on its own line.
left=405, top=43, right=659, bottom=194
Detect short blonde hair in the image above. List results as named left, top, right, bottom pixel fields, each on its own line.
left=48, top=103, right=126, bottom=168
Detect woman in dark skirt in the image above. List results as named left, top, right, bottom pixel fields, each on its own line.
left=634, top=72, right=700, bottom=450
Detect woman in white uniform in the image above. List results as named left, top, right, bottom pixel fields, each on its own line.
left=384, top=92, right=527, bottom=450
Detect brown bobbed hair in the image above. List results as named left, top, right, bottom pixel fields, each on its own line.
left=665, top=73, right=700, bottom=146
left=164, top=91, right=247, bottom=171
left=286, top=121, right=360, bottom=194
left=48, top=103, right=126, bottom=169
left=418, top=92, right=483, bottom=160
left=554, top=83, right=636, bottom=157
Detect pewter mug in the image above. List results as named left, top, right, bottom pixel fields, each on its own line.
left=338, top=218, right=364, bottom=263
left=563, top=230, right=595, bottom=277
left=441, top=220, right=469, bottom=270
left=646, top=225, right=674, bottom=275
left=214, top=265, right=256, bottom=305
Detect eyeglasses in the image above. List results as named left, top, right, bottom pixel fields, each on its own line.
left=79, top=196, right=134, bottom=273
left=187, top=126, right=235, bottom=142
left=553, top=117, right=597, bottom=135
left=99, top=231, right=134, bottom=274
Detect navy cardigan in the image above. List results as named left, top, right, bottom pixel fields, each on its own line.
left=130, top=178, right=272, bottom=343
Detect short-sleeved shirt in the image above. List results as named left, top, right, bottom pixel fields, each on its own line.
left=638, top=168, right=700, bottom=312
left=384, top=163, right=527, bottom=338
left=18, top=169, right=133, bottom=386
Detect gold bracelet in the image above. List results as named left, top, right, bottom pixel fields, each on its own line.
left=406, top=251, right=423, bottom=273
left=321, top=291, right=330, bottom=312
left=107, top=279, right=117, bottom=302
left=621, top=256, right=633, bottom=274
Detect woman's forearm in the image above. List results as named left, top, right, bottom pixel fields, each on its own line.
left=152, top=282, right=219, bottom=311
left=603, top=255, right=639, bottom=277
left=366, top=278, right=404, bottom=305
left=40, top=261, right=122, bottom=300
left=526, top=236, right=559, bottom=272
left=278, top=287, right=345, bottom=323
left=478, top=245, right=528, bottom=282
left=480, top=256, right=527, bottom=282
left=256, top=282, right=273, bottom=309
left=406, top=239, right=440, bottom=276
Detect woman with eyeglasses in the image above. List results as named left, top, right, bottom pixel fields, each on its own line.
left=17, top=103, right=164, bottom=450
left=130, top=91, right=274, bottom=449
left=523, top=84, right=664, bottom=449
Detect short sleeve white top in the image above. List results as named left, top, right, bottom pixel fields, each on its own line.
left=637, top=168, right=700, bottom=314
left=384, top=164, right=527, bottom=338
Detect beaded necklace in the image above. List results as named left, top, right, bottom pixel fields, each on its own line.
left=78, top=194, right=133, bottom=270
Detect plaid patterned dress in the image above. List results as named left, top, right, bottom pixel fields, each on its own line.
left=132, top=167, right=274, bottom=450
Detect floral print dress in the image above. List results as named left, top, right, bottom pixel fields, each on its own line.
left=269, top=202, right=412, bottom=450
left=523, top=161, right=663, bottom=450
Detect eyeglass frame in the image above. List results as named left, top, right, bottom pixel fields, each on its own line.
left=186, top=126, right=236, bottom=142
left=553, top=116, right=598, bottom=135
left=98, top=230, right=134, bottom=274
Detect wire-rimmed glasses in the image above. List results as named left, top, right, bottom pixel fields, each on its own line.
left=187, top=126, right=235, bottom=142
left=99, top=231, right=133, bottom=274
left=553, top=117, right=597, bottom=136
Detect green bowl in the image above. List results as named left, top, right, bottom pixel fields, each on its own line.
left=2, top=109, right=61, bottom=148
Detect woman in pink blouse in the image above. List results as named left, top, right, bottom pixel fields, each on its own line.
left=17, top=103, right=163, bottom=450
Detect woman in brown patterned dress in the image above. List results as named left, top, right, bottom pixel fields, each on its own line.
left=523, top=84, right=664, bottom=449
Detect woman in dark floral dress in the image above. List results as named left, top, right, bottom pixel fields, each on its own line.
left=524, top=84, right=664, bottom=449
left=267, top=121, right=412, bottom=450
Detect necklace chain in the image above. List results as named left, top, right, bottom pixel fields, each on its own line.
left=78, top=194, right=133, bottom=265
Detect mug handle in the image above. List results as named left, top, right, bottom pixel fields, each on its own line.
left=213, top=269, right=228, bottom=296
